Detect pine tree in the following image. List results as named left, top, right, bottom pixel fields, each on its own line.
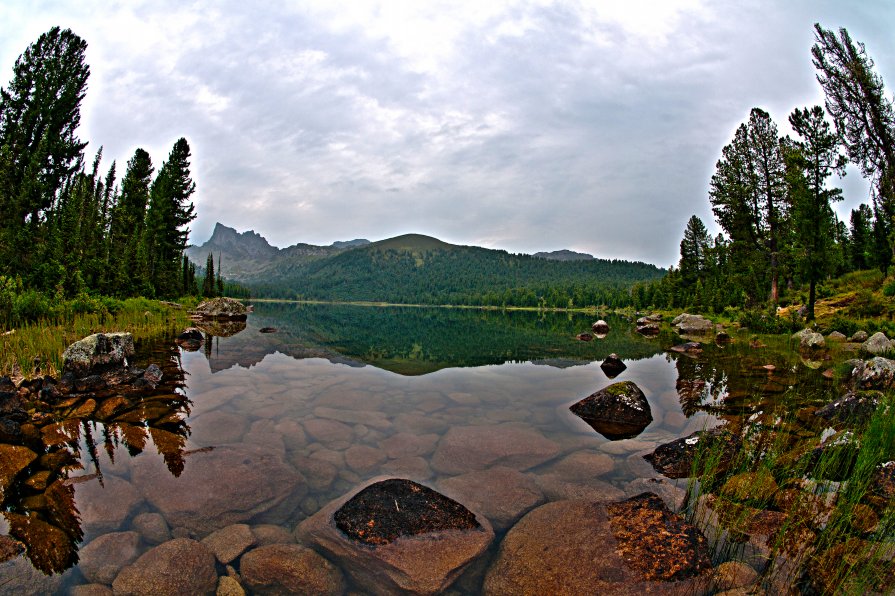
left=202, top=253, right=215, bottom=297
left=108, top=148, right=153, bottom=296
left=678, top=215, right=711, bottom=290
left=849, top=204, right=873, bottom=270
left=0, top=27, right=89, bottom=281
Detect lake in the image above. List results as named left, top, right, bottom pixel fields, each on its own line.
left=0, top=303, right=838, bottom=593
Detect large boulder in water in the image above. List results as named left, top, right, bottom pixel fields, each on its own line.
left=483, top=495, right=712, bottom=595
left=191, top=297, right=248, bottom=320
left=296, top=477, right=494, bottom=595
left=673, top=313, right=714, bottom=335
left=569, top=381, right=652, bottom=440
left=61, top=332, right=134, bottom=377
left=592, top=320, right=610, bottom=334
left=643, top=427, right=740, bottom=479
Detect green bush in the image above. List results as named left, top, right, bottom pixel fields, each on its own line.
left=847, top=289, right=887, bottom=318
left=737, top=309, right=801, bottom=334
left=882, top=279, right=895, bottom=297
left=13, top=290, right=59, bottom=324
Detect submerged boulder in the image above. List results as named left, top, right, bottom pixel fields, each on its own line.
left=61, top=333, right=135, bottom=377
left=191, top=297, right=248, bottom=320
left=111, top=538, right=217, bottom=596
left=569, top=381, right=652, bottom=440
left=483, top=495, right=712, bottom=595
left=296, top=477, right=494, bottom=595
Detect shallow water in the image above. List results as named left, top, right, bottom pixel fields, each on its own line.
left=0, top=304, right=839, bottom=593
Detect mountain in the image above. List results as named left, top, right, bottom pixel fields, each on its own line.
left=189, top=225, right=665, bottom=307
left=185, top=223, right=369, bottom=281
left=533, top=249, right=595, bottom=261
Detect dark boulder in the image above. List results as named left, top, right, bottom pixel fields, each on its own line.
left=635, top=318, right=660, bottom=336
left=814, top=391, right=882, bottom=424
left=175, top=328, right=203, bottom=351
left=569, top=381, right=652, bottom=440
left=575, top=333, right=594, bottom=342
left=669, top=342, right=702, bottom=355
left=643, top=427, right=740, bottom=479
left=600, top=354, right=627, bottom=378
left=258, top=327, right=277, bottom=334
left=592, top=320, right=610, bottom=334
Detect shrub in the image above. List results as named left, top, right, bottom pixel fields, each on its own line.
left=13, top=290, right=58, bottom=324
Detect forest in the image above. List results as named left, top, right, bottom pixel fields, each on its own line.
left=0, top=27, right=204, bottom=328
left=638, top=25, right=895, bottom=322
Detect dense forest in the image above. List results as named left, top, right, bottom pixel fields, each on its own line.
left=0, top=27, right=204, bottom=327
left=639, top=25, right=895, bottom=321
left=246, top=235, right=665, bottom=308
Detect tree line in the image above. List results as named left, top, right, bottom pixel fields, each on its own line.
left=639, top=24, right=895, bottom=321
left=0, top=27, right=200, bottom=320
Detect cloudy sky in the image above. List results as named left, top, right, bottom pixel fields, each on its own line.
left=1, top=1, right=893, bottom=266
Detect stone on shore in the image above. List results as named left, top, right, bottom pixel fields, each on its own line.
left=673, top=314, right=714, bottom=335
left=792, top=328, right=825, bottom=350
left=62, top=332, right=135, bottom=377
left=862, top=332, right=893, bottom=355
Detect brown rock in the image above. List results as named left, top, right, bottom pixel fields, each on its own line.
left=131, top=512, right=171, bottom=545
left=77, top=531, right=141, bottom=585
left=431, top=425, right=560, bottom=475
left=713, top=561, right=759, bottom=591
left=216, top=576, right=245, bottom=596
left=201, top=523, right=255, bottom=565
left=438, top=466, right=545, bottom=530
left=303, top=418, right=354, bottom=444
left=379, top=432, right=439, bottom=458
left=484, top=499, right=711, bottom=595
left=250, top=524, right=295, bottom=546
left=539, top=450, right=615, bottom=480
left=69, top=585, right=114, bottom=596
left=533, top=474, right=626, bottom=502
left=297, top=477, right=494, bottom=595
left=189, top=410, right=248, bottom=446
left=112, top=538, right=217, bottom=596
left=344, top=445, right=387, bottom=474
left=130, top=444, right=303, bottom=535
left=0, top=444, right=37, bottom=499
left=569, top=381, right=653, bottom=440
left=240, top=543, right=344, bottom=595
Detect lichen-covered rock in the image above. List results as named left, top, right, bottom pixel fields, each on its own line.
left=192, top=297, right=248, bottom=320
left=569, top=381, right=652, bottom=440
left=815, top=391, right=882, bottom=424
left=674, top=313, right=714, bottom=335
left=862, top=332, right=893, bottom=355
left=297, top=477, right=494, bottom=595
left=849, top=330, right=869, bottom=343
left=61, top=333, right=134, bottom=377
left=826, top=331, right=847, bottom=342
left=111, top=538, right=217, bottom=596
left=858, top=356, right=895, bottom=390
left=792, top=328, right=825, bottom=350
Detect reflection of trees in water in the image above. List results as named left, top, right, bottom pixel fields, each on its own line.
left=0, top=343, right=191, bottom=575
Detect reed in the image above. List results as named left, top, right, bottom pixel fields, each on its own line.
left=0, top=297, right=192, bottom=378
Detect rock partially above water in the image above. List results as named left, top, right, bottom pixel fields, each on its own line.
left=61, top=333, right=135, bottom=377
left=569, top=381, right=653, bottom=440
left=643, top=428, right=740, bottom=479
left=793, top=328, right=825, bottom=350
left=592, top=319, right=610, bottom=334
left=673, top=313, right=714, bottom=335
left=191, top=297, right=248, bottom=320
left=297, top=477, right=494, bottom=595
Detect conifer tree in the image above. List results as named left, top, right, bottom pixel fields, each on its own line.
left=109, top=148, right=153, bottom=295
left=202, top=253, right=215, bottom=297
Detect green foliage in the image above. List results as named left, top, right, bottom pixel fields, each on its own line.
left=846, top=289, right=887, bottom=318
left=737, top=308, right=801, bottom=334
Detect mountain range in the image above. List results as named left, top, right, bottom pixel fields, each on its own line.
left=186, top=224, right=665, bottom=307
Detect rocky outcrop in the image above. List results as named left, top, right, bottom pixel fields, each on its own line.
left=862, top=332, right=893, bottom=355
left=297, top=477, right=494, bottom=595
left=111, top=538, right=217, bottom=596
left=191, top=297, right=248, bottom=320
left=483, top=497, right=712, bottom=595
left=673, top=313, right=714, bottom=335
left=569, top=381, right=652, bottom=440
left=61, top=333, right=135, bottom=377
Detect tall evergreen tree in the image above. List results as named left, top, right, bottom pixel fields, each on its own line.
left=679, top=215, right=711, bottom=288
left=141, top=138, right=196, bottom=297
left=709, top=108, right=789, bottom=306
left=0, top=27, right=89, bottom=282
left=849, top=204, right=873, bottom=270
left=813, top=25, right=895, bottom=225
left=202, top=253, right=215, bottom=297
left=785, top=105, right=846, bottom=320
left=108, top=148, right=153, bottom=295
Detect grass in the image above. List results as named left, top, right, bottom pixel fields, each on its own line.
left=683, top=393, right=895, bottom=593
left=0, top=297, right=193, bottom=378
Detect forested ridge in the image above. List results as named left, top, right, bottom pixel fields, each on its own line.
left=246, top=236, right=665, bottom=308
left=638, top=24, right=895, bottom=322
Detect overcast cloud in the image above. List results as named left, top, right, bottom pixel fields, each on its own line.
left=1, top=1, right=893, bottom=265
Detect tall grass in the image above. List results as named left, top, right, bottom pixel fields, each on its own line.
left=684, top=395, right=895, bottom=593
left=0, top=297, right=192, bottom=378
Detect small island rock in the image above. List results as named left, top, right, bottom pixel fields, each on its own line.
left=569, top=381, right=652, bottom=440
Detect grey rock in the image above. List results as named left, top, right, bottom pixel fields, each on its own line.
left=849, top=330, right=869, bottom=342
left=62, top=332, right=135, bottom=377
left=862, top=332, right=893, bottom=355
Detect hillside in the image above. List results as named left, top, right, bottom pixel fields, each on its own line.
left=250, top=233, right=666, bottom=307
left=533, top=249, right=595, bottom=261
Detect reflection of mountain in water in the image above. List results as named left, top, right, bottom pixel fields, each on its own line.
left=195, top=303, right=665, bottom=375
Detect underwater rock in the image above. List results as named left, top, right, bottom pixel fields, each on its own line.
left=438, top=466, right=545, bottom=531
left=240, top=543, right=344, bottom=595
left=112, top=538, right=217, bottom=596
left=483, top=497, right=712, bottom=595
left=297, top=477, right=493, bottom=595
left=431, top=425, right=559, bottom=474
left=569, top=381, right=652, bottom=440
left=78, top=531, right=141, bottom=585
